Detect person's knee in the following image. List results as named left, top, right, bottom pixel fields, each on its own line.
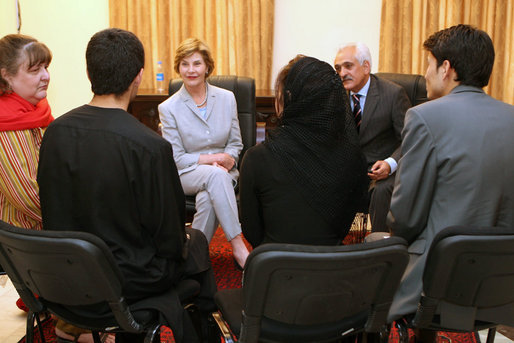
left=207, top=167, right=233, bottom=184
left=371, top=176, right=394, bottom=198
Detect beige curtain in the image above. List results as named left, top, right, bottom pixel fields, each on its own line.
left=109, top=0, right=274, bottom=90
left=379, top=0, right=514, bottom=104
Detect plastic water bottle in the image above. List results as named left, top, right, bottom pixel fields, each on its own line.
left=156, top=61, right=164, bottom=92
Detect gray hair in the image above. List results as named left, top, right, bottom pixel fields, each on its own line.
left=337, top=42, right=372, bottom=69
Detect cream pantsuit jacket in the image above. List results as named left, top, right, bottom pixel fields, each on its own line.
left=158, top=83, right=243, bottom=178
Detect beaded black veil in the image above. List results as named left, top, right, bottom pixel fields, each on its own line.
left=264, top=56, right=368, bottom=232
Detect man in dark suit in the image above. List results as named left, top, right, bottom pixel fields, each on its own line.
left=387, top=24, right=514, bottom=329
left=334, top=43, right=411, bottom=232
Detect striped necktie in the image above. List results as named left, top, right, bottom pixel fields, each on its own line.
left=352, top=94, right=362, bottom=131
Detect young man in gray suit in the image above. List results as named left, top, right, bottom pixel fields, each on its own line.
left=334, top=43, right=411, bottom=232
left=387, top=24, right=514, bottom=332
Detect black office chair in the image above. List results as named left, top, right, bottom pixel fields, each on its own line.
left=0, top=220, right=201, bottom=343
left=395, top=225, right=514, bottom=343
left=168, top=75, right=257, bottom=222
left=212, top=237, right=409, bottom=343
left=375, top=72, right=428, bottom=106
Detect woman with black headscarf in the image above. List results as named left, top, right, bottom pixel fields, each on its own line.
left=239, top=55, right=368, bottom=247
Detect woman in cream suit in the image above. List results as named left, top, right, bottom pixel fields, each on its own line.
left=159, top=38, right=249, bottom=269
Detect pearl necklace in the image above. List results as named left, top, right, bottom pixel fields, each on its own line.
left=196, top=90, right=208, bottom=107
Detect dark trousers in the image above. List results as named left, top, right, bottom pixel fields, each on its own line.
left=117, top=228, right=218, bottom=343
left=182, top=227, right=218, bottom=313
left=368, top=174, right=395, bottom=232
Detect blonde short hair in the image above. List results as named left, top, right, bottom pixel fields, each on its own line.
left=174, top=38, right=215, bottom=77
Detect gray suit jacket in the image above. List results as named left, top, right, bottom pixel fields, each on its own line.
left=359, top=74, right=410, bottom=166
left=158, top=83, right=243, bottom=176
left=387, top=85, right=514, bottom=320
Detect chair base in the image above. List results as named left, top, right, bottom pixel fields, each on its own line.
left=211, top=310, right=392, bottom=343
left=212, top=312, right=236, bottom=343
left=395, top=317, right=496, bottom=343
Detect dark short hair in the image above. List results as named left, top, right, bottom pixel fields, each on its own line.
left=423, top=24, right=494, bottom=88
left=0, top=34, right=52, bottom=94
left=86, top=28, right=144, bottom=96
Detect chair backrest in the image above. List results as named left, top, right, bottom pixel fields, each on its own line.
left=375, top=72, right=428, bottom=106
left=168, top=75, right=257, bottom=160
left=0, top=220, right=144, bottom=333
left=238, top=237, right=409, bottom=342
left=413, top=225, right=514, bottom=331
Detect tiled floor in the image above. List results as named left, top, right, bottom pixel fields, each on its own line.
left=0, top=274, right=513, bottom=342
left=479, top=328, right=514, bottom=342
left=0, top=275, right=27, bottom=343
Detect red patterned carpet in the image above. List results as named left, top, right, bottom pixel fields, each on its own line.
left=18, top=227, right=478, bottom=343
left=388, top=328, right=478, bottom=343
left=209, top=227, right=245, bottom=290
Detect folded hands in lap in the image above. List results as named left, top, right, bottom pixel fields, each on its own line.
left=199, top=152, right=235, bottom=171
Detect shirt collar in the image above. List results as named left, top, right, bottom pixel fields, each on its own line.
left=351, top=76, right=371, bottom=98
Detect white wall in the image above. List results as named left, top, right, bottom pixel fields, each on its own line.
left=0, top=0, right=109, bottom=117
left=272, top=0, right=382, bottom=89
left=0, top=1, right=17, bottom=34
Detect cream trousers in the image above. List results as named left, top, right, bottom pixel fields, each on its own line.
left=180, top=164, right=241, bottom=242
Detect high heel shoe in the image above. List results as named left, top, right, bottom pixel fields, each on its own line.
left=233, top=257, right=244, bottom=271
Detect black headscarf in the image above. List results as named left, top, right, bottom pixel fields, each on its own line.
left=265, top=56, right=368, bottom=232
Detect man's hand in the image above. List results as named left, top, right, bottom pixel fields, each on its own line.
left=368, top=160, right=391, bottom=180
